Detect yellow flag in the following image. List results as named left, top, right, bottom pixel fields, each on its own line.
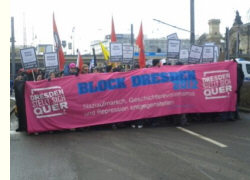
left=100, top=42, right=110, bottom=60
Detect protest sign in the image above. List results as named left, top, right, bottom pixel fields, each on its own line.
left=201, top=46, right=214, bottom=63
left=44, top=52, right=59, bottom=73
left=25, top=61, right=237, bottom=133
left=20, top=47, right=38, bottom=70
left=110, top=42, right=123, bottom=62
left=188, top=45, right=203, bottom=64
left=167, top=39, right=181, bottom=59
left=179, top=49, right=189, bottom=64
left=204, top=42, right=215, bottom=46
left=122, top=44, right=133, bottom=64
left=204, top=42, right=219, bottom=62
left=214, top=46, right=219, bottom=62
left=167, top=33, right=178, bottom=40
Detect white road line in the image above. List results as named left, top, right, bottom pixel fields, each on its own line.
left=10, top=97, right=15, bottom=101
left=177, top=127, right=228, bottom=148
left=10, top=131, right=23, bottom=135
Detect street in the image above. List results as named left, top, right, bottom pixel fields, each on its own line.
left=11, top=112, right=250, bottom=180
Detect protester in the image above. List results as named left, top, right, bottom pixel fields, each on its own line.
left=106, top=65, right=113, bottom=73
left=14, top=70, right=27, bottom=132
left=80, top=64, right=89, bottom=74
left=59, top=71, right=64, bottom=77
left=10, top=80, right=14, bottom=95
left=152, top=59, right=160, bottom=67
left=36, top=74, right=43, bottom=81
left=69, top=63, right=79, bottom=75
left=234, top=59, right=245, bottom=120
left=49, top=71, right=56, bottom=79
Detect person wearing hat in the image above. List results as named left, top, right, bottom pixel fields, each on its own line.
left=69, top=62, right=79, bottom=76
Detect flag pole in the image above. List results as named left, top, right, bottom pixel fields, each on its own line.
left=32, top=69, right=36, bottom=81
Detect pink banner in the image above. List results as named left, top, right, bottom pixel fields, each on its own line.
left=25, top=61, right=237, bottom=133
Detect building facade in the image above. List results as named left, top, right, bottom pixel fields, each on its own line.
left=229, top=11, right=250, bottom=59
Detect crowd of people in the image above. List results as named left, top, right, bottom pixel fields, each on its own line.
left=12, top=59, right=244, bottom=133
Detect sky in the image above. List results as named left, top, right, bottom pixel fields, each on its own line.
left=10, top=0, right=250, bottom=54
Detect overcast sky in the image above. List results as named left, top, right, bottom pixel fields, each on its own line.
left=10, top=0, right=250, bottom=54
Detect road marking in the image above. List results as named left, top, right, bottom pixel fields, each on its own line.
left=10, top=131, right=23, bottom=135
left=177, top=127, right=228, bottom=148
left=10, top=97, right=15, bottom=101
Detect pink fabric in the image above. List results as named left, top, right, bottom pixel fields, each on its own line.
left=25, top=61, right=237, bottom=133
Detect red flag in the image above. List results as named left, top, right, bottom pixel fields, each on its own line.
left=111, top=16, right=117, bottom=42
left=76, top=50, right=84, bottom=69
left=53, top=13, right=65, bottom=71
left=138, top=48, right=146, bottom=68
left=136, top=22, right=146, bottom=68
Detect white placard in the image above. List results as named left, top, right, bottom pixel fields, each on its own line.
left=167, top=39, right=181, bottom=59
left=179, top=49, right=189, bottom=64
left=202, top=46, right=214, bottom=59
left=122, top=44, right=133, bottom=63
left=44, top=52, right=59, bottom=73
left=202, top=46, right=214, bottom=63
left=110, top=43, right=122, bottom=56
left=188, top=45, right=203, bottom=64
left=204, top=42, right=215, bottom=46
left=214, top=46, right=219, bottom=62
left=167, top=33, right=178, bottom=40
left=44, top=53, right=58, bottom=67
left=179, top=49, right=189, bottom=59
left=20, top=47, right=38, bottom=70
left=110, top=43, right=123, bottom=62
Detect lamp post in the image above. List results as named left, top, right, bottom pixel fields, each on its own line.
left=72, top=27, right=75, bottom=55
left=190, top=0, right=195, bottom=45
left=11, top=17, right=15, bottom=81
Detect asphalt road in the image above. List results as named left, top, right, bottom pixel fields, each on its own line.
left=11, top=113, right=250, bottom=180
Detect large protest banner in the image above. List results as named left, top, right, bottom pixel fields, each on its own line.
left=20, top=47, right=38, bottom=70
left=25, top=61, right=237, bottom=133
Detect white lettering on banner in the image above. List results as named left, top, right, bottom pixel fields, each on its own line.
left=202, top=70, right=232, bottom=100
left=82, top=92, right=195, bottom=117
left=30, top=86, right=68, bottom=118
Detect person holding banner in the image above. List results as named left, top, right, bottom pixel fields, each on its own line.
left=48, top=71, right=56, bottom=80
left=80, top=64, right=89, bottom=74
left=234, top=59, right=245, bottom=120
left=152, top=59, right=160, bottom=67
left=14, top=71, right=27, bottom=132
left=36, top=74, right=44, bottom=81
left=69, top=63, right=79, bottom=76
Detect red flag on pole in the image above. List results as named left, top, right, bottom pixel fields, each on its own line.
left=111, top=16, right=117, bottom=42
left=136, top=22, right=146, bottom=68
left=53, top=13, right=65, bottom=71
left=76, top=50, right=84, bottom=69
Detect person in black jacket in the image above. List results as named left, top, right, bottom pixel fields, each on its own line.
left=234, top=60, right=245, bottom=120
left=14, top=72, right=27, bottom=132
